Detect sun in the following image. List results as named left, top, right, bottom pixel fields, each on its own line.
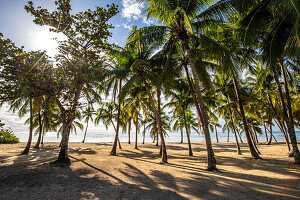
left=30, top=26, right=67, bottom=59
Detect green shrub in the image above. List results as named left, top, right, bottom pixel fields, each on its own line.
left=0, top=130, right=20, bottom=144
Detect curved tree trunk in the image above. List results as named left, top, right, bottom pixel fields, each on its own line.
left=279, top=63, right=300, bottom=163
left=82, top=121, right=89, bottom=143
left=21, top=96, right=33, bottom=155
left=226, top=96, right=242, bottom=155
left=143, top=80, right=167, bottom=163
left=266, top=120, right=273, bottom=145
left=111, top=79, right=122, bottom=155
left=183, top=105, right=193, bottom=156
left=232, top=74, right=260, bottom=159
left=34, top=111, right=43, bottom=149
left=183, top=42, right=216, bottom=170
left=135, top=118, right=138, bottom=149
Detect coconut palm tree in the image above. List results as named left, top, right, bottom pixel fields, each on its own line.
left=82, top=105, right=95, bottom=143
left=235, top=0, right=300, bottom=163
left=133, top=0, right=236, bottom=170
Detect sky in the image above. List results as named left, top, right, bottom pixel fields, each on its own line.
left=0, top=0, right=154, bottom=58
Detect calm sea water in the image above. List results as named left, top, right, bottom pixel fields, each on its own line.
left=15, top=127, right=300, bottom=143
left=1, top=103, right=299, bottom=143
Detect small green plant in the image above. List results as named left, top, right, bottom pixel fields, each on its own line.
left=0, top=121, right=19, bottom=144
left=0, top=130, right=20, bottom=144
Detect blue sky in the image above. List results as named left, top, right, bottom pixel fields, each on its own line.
left=0, top=0, right=155, bottom=58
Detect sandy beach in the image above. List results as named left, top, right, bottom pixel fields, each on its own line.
left=0, top=142, right=299, bottom=200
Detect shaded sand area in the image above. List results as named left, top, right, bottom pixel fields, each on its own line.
left=0, top=142, right=299, bottom=200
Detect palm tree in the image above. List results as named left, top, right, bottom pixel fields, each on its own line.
left=135, top=0, right=235, bottom=170
left=235, top=0, right=300, bottom=163
left=166, top=79, right=195, bottom=156
left=214, top=74, right=242, bottom=154
left=82, top=105, right=95, bottom=143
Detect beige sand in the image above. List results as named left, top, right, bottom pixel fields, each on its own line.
left=0, top=142, right=299, bottom=200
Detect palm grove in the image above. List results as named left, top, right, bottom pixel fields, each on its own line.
left=0, top=0, right=299, bottom=170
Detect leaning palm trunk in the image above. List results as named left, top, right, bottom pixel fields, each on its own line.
left=82, top=121, right=88, bottom=143
left=183, top=41, right=216, bottom=170
left=231, top=74, right=261, bottom=159
left=118, top=138, right=122, bottom=149
left=111, top=79, right=122, bottom=155
left=226, top=96, right=242, bottom=155
left=280, top=62, right=300, bottom=161
left=143, top=79, right=167, bottom=163
left=274, top=71, right=300, bottom=163
left=22, top=96, right=33, bottom=155
left=183, top=105, right=193, bottom=156
left=267, top=93, right=291, bottom=150
left=34, top=111, right=43, bottom=149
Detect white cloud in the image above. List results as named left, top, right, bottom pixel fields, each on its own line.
left=143, top=16, right=154, bottom=25
left=122, top=23, right=132, bottom=30
left=121, top=0, right=144, bottom=20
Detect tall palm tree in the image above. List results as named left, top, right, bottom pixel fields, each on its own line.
left=135, top=0, right=235, bottom=170
left=82, top=105, right=95, bottom=143
left=235, top=0, right=300, bottom=163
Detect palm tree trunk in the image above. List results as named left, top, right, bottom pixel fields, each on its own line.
left=183, top=105, right=193, bottom=156
left=41, top=126, right=45, bottom=145
left=214, top=125, right=219, bottom=143
left=34, top=111, right=43, bottom=149
left=180, top=126, right=183, bottom=143
left=227, top=127, right=230, bottom=142
left=21, top=96, right=33, bottom=155
left=268, top=93, right=291, bottom=150
left=237, top=130, right=243, bottom=143
left=183, top=41, right=216, bottom=170
left=135, top=118, right=138, bottom=149
left=183, top=64, right=203, bottom=131
left=128, top=122, right=131, bottom=144
left=249, top=127, right=261, bottom=154
left=263, top=123, right=269, bottom=143
left=274, top=73, right=300, bottom=162
left=231, top=74, right=260, bottom=159
left=226, top=96, right=242, bottom=154
left=111, top=79, right=122, bottom=155
left=142, top=123, right=145, bottom=144
left=118, top=138, right=122, bottom=149
left=143, top=79, right=167, bottom=163
left=266, top=119, right=273, bottom=145
left=278, top=62, right=300, bottom=163
left=82, top=121, right=89, bottom=143
left=156, top=132, right=159, bottom=146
